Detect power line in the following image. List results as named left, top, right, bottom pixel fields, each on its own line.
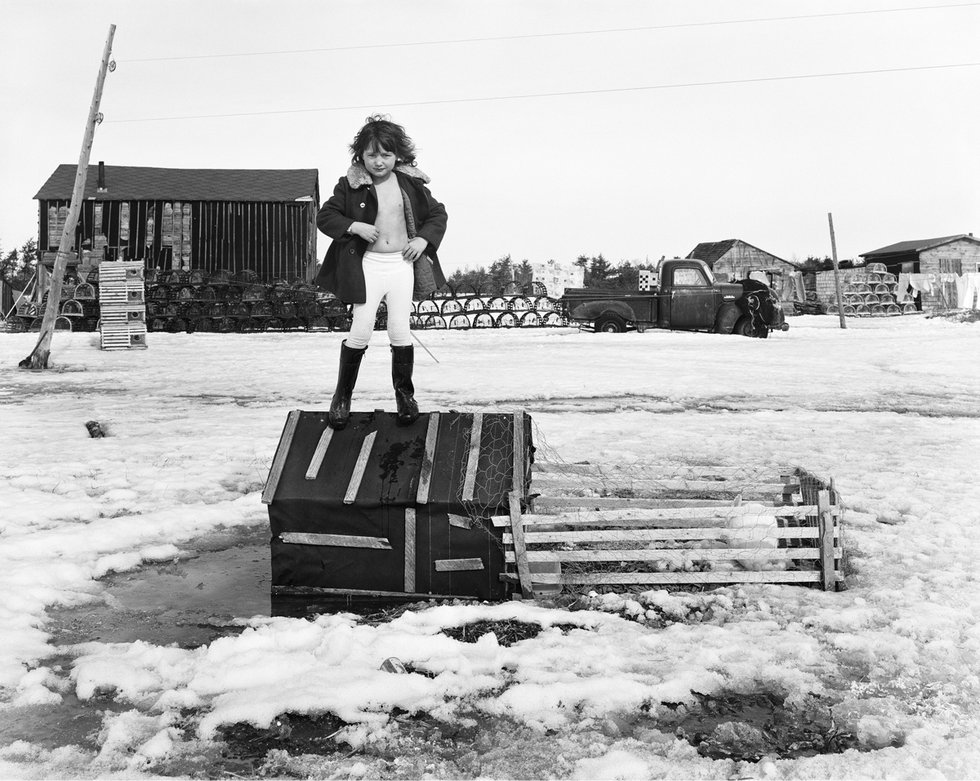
left=121, top=3, right=980, bottom=63
left=106, top=61, right=980, bottom=124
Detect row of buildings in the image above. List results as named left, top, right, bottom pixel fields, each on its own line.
left=29, top=163, right=980, bottom=311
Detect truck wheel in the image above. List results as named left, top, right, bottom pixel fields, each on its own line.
left=734, top=315, right=769, bottom=338
left=594, top=314, right=627, bottom=333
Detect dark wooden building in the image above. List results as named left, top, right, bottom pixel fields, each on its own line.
left=34, top=163, right=320, bottom=281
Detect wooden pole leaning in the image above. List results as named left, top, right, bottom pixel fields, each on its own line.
left=20, top=24, right=117, bottom=369
left=827, top=212, right=847, bottom=330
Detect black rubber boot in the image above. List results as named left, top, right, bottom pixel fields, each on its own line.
left=328, top=341, right=367, bottom=430
left=391, top=344, right=420, bottom=425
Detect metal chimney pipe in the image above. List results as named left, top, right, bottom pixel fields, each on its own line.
left=97, top=161, right=106, bottom=191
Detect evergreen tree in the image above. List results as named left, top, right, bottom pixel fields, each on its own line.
left=0, top=239, right=38, bottom=290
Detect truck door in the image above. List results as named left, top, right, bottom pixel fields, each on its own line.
left=663, top=266, right=718, bottom=330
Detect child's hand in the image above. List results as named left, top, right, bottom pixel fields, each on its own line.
left=349, top=222, right=379, bottom=242
left=403, top=237, right=429, bottom=261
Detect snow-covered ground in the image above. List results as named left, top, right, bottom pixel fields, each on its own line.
left=1, top=314, right=979, bottom=779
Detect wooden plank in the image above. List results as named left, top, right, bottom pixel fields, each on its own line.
left=261, top=410, right=301, bottom=504
left=415, top=413, right=440, bottom=505
left=304, top=426, right=334, bottom=480
left=434, top=557, right=485, bottom=572
left=535, top=474, right=799, bottom=493
left=513, top=411, right=525, bottom=496
left=505, top=548, right=837, bottom=563
left=533, top=497, right=766, bottom=510
left=448, top=514, right=472, bottom=529
left=280, top=532, right=392, bottom=549
left=461, top=412, right=483, bottom=501
left=503, top=526, right=823, bottom=543
left=344, top=431, right=377, bottom=504
left=490, top=505, right=826, bottom=527
left=818, top=490, right=838, bottom=591
left=532, top=463, right=780, bottom=479
left=404, top=508, right=416, bottom=593
left=532, top=571, right=821, bottom=585
left=271, top=585, right=470, bottom=600
left=509, top=490, right=533, bottom=598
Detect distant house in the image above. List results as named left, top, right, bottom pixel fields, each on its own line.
left=686, top=239, right=797, bottom=283
left=34, top=163, right=320, bottom=281
left=860, top=234, right=980, bottom=275
left=860, top=234, right=980, bottom=310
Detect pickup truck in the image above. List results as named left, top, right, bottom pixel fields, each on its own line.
left=560, top=258, right=789, bottom=338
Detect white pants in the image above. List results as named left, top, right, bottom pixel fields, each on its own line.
left=346, top=250, right=414, bottom=349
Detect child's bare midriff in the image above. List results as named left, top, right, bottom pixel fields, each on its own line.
left=368, top=176, right=409, bottom=253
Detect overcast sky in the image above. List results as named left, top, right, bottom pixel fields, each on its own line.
left=1, top=0, right=977, bottom=273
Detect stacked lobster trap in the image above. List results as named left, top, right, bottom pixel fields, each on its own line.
left=98, top=261, right=148, bottom=350
left=143, top=269, right=334, bottom=333
left=821, top=262, right=917, bottom=317
left=412, top=281, right=569, bottom=330
left=10, top=271, right=572, bottom=335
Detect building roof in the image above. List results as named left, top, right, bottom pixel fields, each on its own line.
left=686, top=239, right=792, bottom=267
left=34, top=164, right=319, bottom=202
left=687, top=240, right=738, bottom=265
left=860, top=235, right=978, bottom=258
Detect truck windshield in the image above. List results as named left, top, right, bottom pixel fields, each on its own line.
left=673, top=268, right=710, bottom=286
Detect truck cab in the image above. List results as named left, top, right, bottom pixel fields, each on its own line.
left=659, top=261, right=739, bottom=330
left=560, top=258, right=788, bottom=338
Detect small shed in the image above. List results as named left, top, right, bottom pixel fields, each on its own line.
left=262, top=410, right=533, bottom=602
left=860, top=234, right=980, bottom=310
left=34, top=163, right=319, bottom=281
left=687, top=239, right=797, bottom=285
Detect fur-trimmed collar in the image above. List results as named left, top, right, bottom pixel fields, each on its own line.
left=345, top=162, right=431, bottom=188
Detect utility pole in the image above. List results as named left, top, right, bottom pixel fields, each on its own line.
left=827, top=212, right=847, bottom=330
left=20, top=24, right=116, bottom=369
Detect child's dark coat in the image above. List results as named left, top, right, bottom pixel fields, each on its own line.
left=314, top=164, right=448, bottom=304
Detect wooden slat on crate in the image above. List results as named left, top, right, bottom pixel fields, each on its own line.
left=503, top=526, right=826, bottom=544
left=305, top=427, right=334, bottom=480
left=505, top=548, right=838, bottom=563
left=513, top=411, right=526, bottom=496
left=271, top=585, right=468, bottom=600
left=535, top=474, right=799, bottom=493
left=461, top=413, right=483, bottom=501
left=532, top=463, right=776, bottom=478
left=262, top=410, right=300, bottom=504
left=415, top=413, right=440, bottom=505
left=280, top=532, right=392, bottom=549
left=818, top=489, right=839, bottom=591
left=491, top=505, right=827, bottom=527
left=509, top=490, right=533, bottom=598
left=448, top=514, right=472, bottom=529
left=404, top=508, right=416, bottom=592
left=344, top=431, right=377, bottom=504
left=534, top=497, right=764, bottom=510
left=533, top=571, right=822, bottom=585
left=434, top=558, right=485, bottom=572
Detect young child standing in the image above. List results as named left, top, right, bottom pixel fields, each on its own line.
left=315, top=115, right=448, bottom=430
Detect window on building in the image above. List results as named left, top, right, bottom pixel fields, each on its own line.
left=938, top=258, right=963, bottom=274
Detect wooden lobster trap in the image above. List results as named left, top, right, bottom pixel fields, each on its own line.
left=263, top=410, right=533, bottom=603
left=495, top=463, right=843, bottom=596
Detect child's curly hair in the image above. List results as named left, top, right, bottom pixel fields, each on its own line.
left=349, top=114, right=417, bottom=167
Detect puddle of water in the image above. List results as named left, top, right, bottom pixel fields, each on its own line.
left=48, top=525, right=270, bottom=649
left=0, top=689, right=129, bottom=752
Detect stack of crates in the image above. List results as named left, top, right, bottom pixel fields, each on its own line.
left=98, top=261, right=147, bottom=350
